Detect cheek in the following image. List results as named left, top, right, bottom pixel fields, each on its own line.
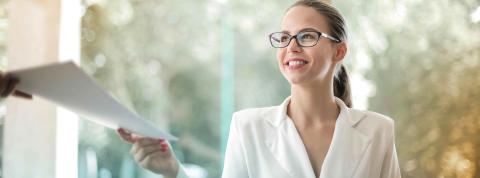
left=276, top=49, right=286, bottom=66
left=311, top=47, right=333, bottom=65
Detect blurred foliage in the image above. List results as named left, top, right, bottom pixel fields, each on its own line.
left=334, top=0, right=480, bottom=177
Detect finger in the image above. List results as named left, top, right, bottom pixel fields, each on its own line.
left=139, top=155, right=154, bottom=169
left=137, top=137, right=161, bottom=147
left=131, top=139, right=168, bottom=155
left=139, top=153, right=162, bottom=170
left=0, top=72, right=6, bottom=87
left=0, top=74, right=12, bottom=97
left=130, top=138, right=160, bottom=155
left=158, top=140, right=170, bottom=153
left=160, top=141, right=169, bottom=150
left=3, top=78, right=19, bottom=97
left=138, top=149, right=172, bottom=170
left=134, top=143, right=163, bottom=163
left=117, top=128, right=136, bottom=143
left=13, top=90, right=32, bottom=99
left=130, top=138, right=155, bottom=155
left=150, top=145, right=172, bottom=159
left=138, top=145, right=173, bottom=170
left=132, top=146, right=167, bottom=165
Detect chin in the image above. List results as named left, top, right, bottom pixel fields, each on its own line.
left=287, top=76, right=309, bottom=85
left=281, top=71, right=305, bottom=84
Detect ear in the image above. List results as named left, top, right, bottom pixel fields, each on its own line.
left=333, top=42, right=347, bottom=63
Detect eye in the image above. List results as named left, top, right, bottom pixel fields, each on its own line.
left=271, top=37, right=280, bottom=43
left=279, top=35, right=290, bottom=42
left=300, top=33, right=316, bottom=40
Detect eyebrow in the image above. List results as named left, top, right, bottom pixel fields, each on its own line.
left=281, top=27, right=320, bottom=34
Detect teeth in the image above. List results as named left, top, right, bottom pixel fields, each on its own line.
left=288, top=61, right=307, bottom=66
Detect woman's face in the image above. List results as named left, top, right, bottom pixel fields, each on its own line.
left=277, top=6, right=343, bottom=86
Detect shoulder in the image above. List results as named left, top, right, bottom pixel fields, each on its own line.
left=357, top=109, right=395, bottom=129
left=232, top=106, right=279, bottom=126
left=349, top=108, right=396, bottom=140
left=228, top=106, right=281, bottom=138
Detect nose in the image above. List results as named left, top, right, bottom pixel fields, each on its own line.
left=287, top=37, right=302, bottom=53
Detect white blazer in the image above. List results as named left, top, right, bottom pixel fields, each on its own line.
left=177, top=97, right=401, bottom=178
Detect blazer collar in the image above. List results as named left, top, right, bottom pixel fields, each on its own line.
left=268, top=96, right=366, bottom=128
left=265, top=96, right=371, bottom=178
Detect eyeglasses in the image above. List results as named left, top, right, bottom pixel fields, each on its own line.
left=269, top=31, right=340, bottom=48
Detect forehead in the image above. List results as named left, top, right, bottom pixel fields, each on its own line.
left=281, top=5, right=330, bottom=34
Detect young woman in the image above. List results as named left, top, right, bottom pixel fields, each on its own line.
left=117, top=1, right=401, bottom=178
left=2, top=1, right=401, bottom=177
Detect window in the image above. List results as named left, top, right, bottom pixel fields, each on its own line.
left=79, top=1, right=291, bottom=177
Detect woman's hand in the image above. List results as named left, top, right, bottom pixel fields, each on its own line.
left=117, top=128, right=179, bottom=178
left=0, top=72, right=32, bottom=99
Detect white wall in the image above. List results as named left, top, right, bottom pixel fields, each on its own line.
left=3, top=0, right=79, bottom=177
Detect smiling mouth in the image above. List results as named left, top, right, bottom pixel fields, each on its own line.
left=286, top=60, right=308, bottom=66
left=285, top=59, right=309, bottom=66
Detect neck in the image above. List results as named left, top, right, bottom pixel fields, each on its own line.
left=287, top=80, right=340, bottom=128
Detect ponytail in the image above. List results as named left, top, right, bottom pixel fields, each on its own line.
left=334, top=64, right=352, bottom=108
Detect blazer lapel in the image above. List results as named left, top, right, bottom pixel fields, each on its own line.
left=320, top=98, right=372, bottom=178
left=264, top=97, right=371, bottom=178
left=264, top=97, right=316, bottom=178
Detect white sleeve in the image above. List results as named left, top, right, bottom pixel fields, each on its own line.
left=381, top=121, right=402, bottom=178
left=221, top=113, right=249, bottom=178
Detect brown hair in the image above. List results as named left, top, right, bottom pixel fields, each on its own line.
left=289, top=0, right=352, bottom=107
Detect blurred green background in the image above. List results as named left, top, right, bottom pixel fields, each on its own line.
left=1, top=0, right=480, bottom=177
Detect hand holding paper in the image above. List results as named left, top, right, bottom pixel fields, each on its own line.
left=10, top=62, right=177, bottom=140
left=0, top=72, right=32, bottom=99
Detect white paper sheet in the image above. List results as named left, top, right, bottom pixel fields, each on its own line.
left=10, top=62, right=177, bottom=140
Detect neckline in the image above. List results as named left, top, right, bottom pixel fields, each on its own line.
left=284, top=98, right=346, bottom=178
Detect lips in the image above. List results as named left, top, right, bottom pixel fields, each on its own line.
left=284, top=58, right=309, bottom=70
left=284, top=58, right=309, bottom=65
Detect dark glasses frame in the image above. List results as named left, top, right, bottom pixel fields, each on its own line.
left=269, top=31, right=341, bottom=48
